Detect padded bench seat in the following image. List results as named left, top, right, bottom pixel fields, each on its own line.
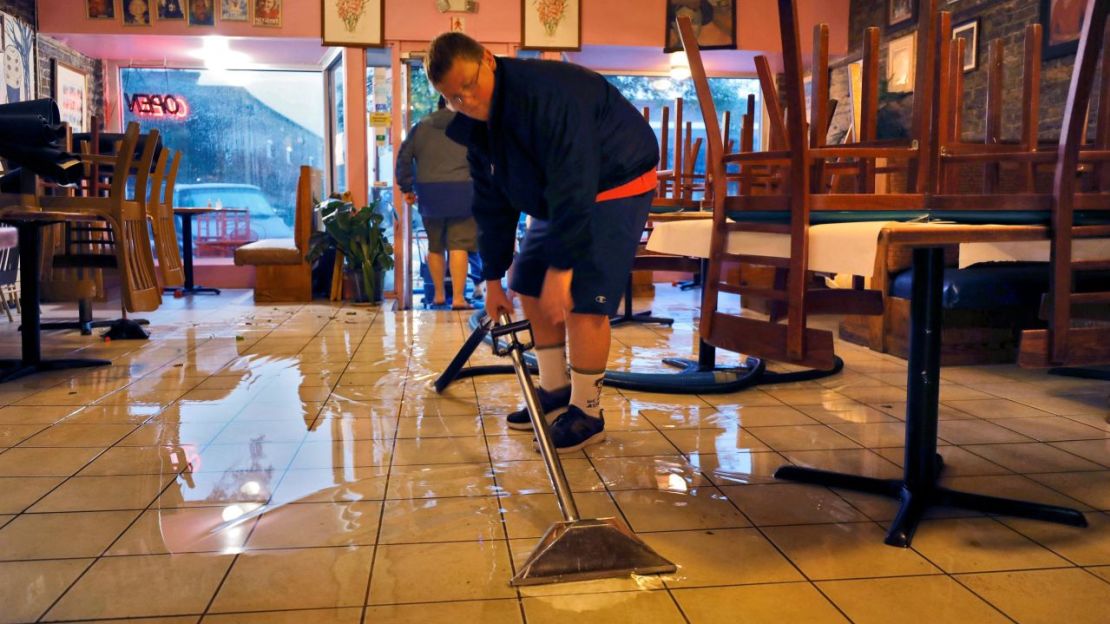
left=234, top=238, right=302, bottom=266
left=890, top=262, right=1110, bottom=309
left=726, top=210, right=1110, bottom=226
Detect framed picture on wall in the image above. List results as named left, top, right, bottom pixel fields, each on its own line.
left=887, top=32, right=916, bottom=93
left=1, top=13, right=36, bottom=104
left=1040, top=0, right=1085, bottom=59
left=157, top=1, right=186, bottom=20
left=86, top=0, right=116, bottom=19
left=123, top=0, right=152, bottom=26
left=522, top=0, right=581, bottom=51
left=952, top=18, right=979, bottom=72
left=321, top=0, right=382, bottom=46
left=221, top=0, right=249, bottom=21
left=887, top=0, right=916, bottom=31
left=663, top=0, right=736, bottom=54
left=255, top=0, right=283, bottom=27
left=188, top=0, right=216, bottom=26
left=53, top=61, right=88, bottom=134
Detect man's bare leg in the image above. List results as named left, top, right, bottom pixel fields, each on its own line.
left=448, top=250, right=470, bottom=308
left=427, top=250, right=447, bottom=305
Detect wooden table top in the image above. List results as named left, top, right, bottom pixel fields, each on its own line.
left=0, top=209, right=100, bottom=224
left=174, top=206, right=249, bottom=215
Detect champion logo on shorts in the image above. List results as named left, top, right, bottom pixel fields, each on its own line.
left=595, top=295, right=607, bottom=304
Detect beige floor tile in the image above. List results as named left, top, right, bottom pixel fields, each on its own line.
left=585, top=430, right=681, bottom=458
left=202, top=608, right=361, bottom=623
left=379, top=496, right=501, bottom=544
left=641, top=527, right=803, bottom=587
left=875, top=445, right=1011, bottom=477
left=1088, top=565, right=1110, bottom=583
left=368, top=541, right=516, bottom=604
left=30, top=473, right=174, bottom=513
left=0, top=405, right=80, bottom=425
left=910, top=517, right=1071, bottom=573
left=944, top=398, right=1057, bottom=420
left=0, top=510, right=138, bottom=560
left=698, top=389, right=785, bottom=408
left=690, top=450, right=787, bottom=486
left=118, top=422, right=228, bottom=447
left=247, top=501, right=382, bottom=549
left=0, top=424, right=48, bottom=447
left=719, top=405, right=819, bottom=428
left=501, top=492, right=620, bottom=540
left=46, top=553, right=234, bottom=620
left=1000, top=512, right=1110, bottom=566
left=827, top=422, right=908, bottom=448
left=1051, top=439, right=1110, bottom=468
left=522, top=590, right=685, bottom=624
left=766, top=387, right=854, bottom=405
left=0, top=446, right=102, bottom=477
left=492, top=458, right=604, bottom=495
left=0, top=558, right=91, bottom=624
left=638, top=405, right=736, bottom=429
left=66, top=617, right=199, bottom=624
left=796, top=401, right=898, bottom=425
left=613, top=486, right=751, bottom=532
left=818, top=575, right=1009, bottom=624
left=391, top=436, right=488, bottom=465
left=762, top=523, right=940, bottom=580
left=0, top=476, right=65, bottom=513
left=673, top=583, right=849, bottom=624
left=965, top=442, right=1105, bottom=474
left=939, top=475, right=1090, bottom=514
left=394, top=414, right=484, bottom=438
left=937, top=419, right=1035, bottom=445
left=781, top=448, right=903, bottom=479
left=1029, top=471, right=1110, bottom=510
left=362, top=600, right=522, bottom=624
left=270, top=467, right=389, bottom=505
left=79, top=445, right=193, bottom=476
left=592, top=455, right=711, bottom=491
left=397, top=398, right=479, bottom=418
left=486, top=434, right=590, bottom=462
left=210, top=546, right=374, bottom=612
left=721, top=483, right=869, bottom=526
left=661, top=427, right=770, bottom=454
left=108, top=506, right=260, bottom=555
left=993, top=416, right=1110, bottom=442
left=748, top=425, right=861, bottom=452
left=956, top=568, right=1110, bottom=624
left=289, top=439, right=393, bottom=470
left=18, top=423, right=138, bottom=448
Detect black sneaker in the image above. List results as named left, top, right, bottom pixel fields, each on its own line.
left=548, top=405, right=606, bottom=453
left=506, top=385, right=571, bottom=430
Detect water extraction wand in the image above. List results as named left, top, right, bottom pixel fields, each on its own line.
left=489, top=312, right=676, bottom=586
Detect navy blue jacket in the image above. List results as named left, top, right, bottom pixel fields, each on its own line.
left=446, top=57, right=659, bottom=281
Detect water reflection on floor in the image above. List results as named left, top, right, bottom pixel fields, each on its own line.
left=0, top=288, right=1108, bottom=623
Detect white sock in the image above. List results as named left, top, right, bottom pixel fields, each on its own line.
left=570, top=366, right=605, bottom=419
left=535, top=343, right=570, bottom=392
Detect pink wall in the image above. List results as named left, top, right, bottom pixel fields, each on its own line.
left=41, top=0, right=849, bottom=57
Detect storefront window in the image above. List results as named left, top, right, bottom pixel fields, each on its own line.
left=121, top=68, right=325, bottom=256
left=606, top=75, right=762, bottom=193
left=327, top=60, right=346, bottom=195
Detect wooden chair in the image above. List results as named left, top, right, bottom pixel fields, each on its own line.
left=233, top=165, right=322, bottom=303
left=146, top=148, right=185, bottom=288
left=38, top=123, right=163, bottom=319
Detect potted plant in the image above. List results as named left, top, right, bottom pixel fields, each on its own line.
left=306, top=196, right=395, bottom=303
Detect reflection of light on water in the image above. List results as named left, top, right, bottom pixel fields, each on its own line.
left=239, top=480, right=261, bottom=496
left=222, top=504, right=248, bottom=522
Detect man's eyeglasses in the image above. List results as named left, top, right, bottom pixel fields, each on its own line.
left=449, top=60, right=483, bottom=107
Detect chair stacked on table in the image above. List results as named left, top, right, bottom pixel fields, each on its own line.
left=677, top=0, right=1110, bottom=371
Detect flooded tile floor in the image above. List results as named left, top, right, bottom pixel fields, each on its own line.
left=1, top=287, right=1108, bottom=623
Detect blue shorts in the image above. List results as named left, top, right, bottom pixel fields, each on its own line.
left=509, top=191, right=652, bottom=316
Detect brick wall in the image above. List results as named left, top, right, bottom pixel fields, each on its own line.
left=0, top=0, right=105, bottom=130
left=848, top=0, right=1086, bottom=142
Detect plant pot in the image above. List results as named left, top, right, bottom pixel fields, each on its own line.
left=343, top=268, right=385, bottom=303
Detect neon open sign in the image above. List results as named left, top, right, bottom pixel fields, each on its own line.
left=126, top=93, right=190, bottom=119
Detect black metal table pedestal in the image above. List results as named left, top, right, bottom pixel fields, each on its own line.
left=1, top=221, right=110, bottom=383
left=774, top=247, right=1087, bottom=547
left=164, top=212, right=220, bottom=296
